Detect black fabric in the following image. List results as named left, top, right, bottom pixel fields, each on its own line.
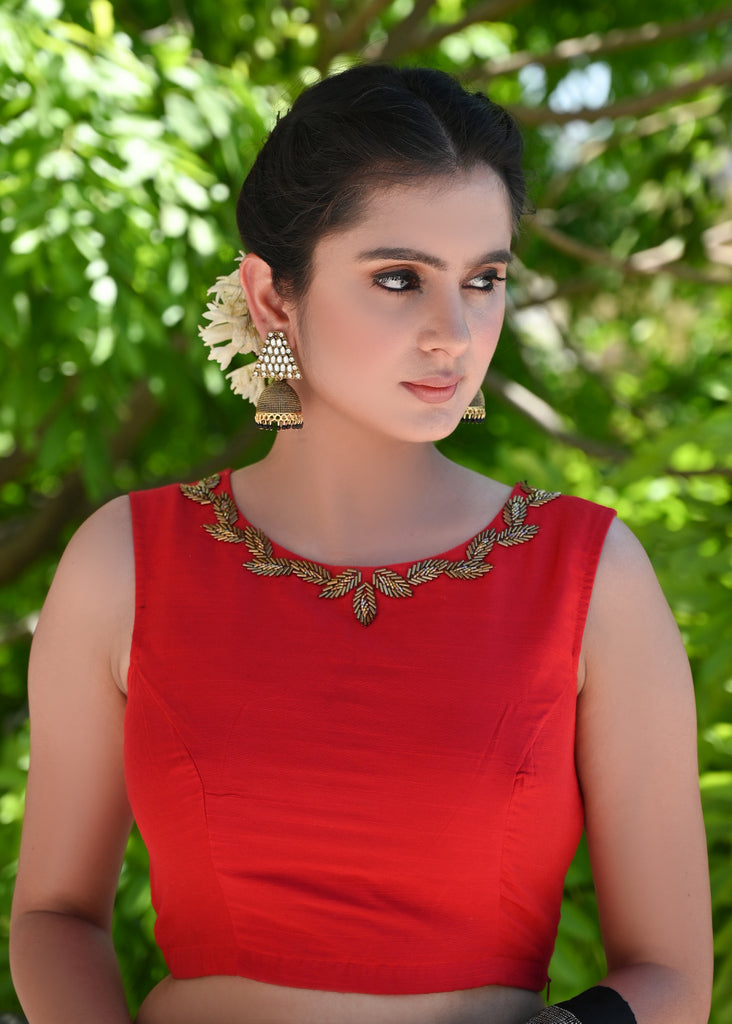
left=557, top=986, right=637, bottom=1023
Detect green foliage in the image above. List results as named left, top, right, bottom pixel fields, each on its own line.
left=1, top=0, right=731, bottom=1017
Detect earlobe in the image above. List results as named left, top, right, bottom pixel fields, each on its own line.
left=238, top=254, right=294, bottom=342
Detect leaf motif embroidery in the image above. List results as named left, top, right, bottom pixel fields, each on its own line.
left=466, top=527, right=496, bottom=561
left=497, top=523, right=540, bottom=546
left=353, top=581, right=377, bottom=626
left=373, top=568, right=413, bottom=599
left=244, top=526, right=273, bottom=559
left=445, top=561, right=494, bottom=580
left=406, top=558, right=450, bottom=586
left=204, top=522, right=248, bottom=543
left=521, top=482, right=562, bottom=506
left=527, top=488, right=562, bottom=506
left=319, top=568, right=362, bottom=599
left=211, top=492, right=239, bottom=526
left=290, top=560, right=332, bottom=585
left=180, top=475, right=220, bottom=505
left=244, top=558, right=292, bottom=577
left=502, top=495, right=528, bottom=527
left=180, top=477, right=559, bottom=625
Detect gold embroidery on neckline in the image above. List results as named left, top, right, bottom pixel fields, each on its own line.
left=180, top=474, right=560, bottom=626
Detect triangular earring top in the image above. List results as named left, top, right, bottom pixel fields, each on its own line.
left=252, top=330, right=302, bottom=381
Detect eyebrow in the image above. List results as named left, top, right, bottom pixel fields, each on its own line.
left=356, top=246, right=514, bottom=269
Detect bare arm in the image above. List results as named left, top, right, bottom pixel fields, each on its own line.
left=576, top=519, right=713, bottom=1024
left=10, top=496, right=136, bottom=1024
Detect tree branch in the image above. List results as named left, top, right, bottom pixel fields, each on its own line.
left=317, top=0, right=395, bottom=69
left=509, top=277, right=600, bottom=310
left=0, top=473, right=88, bottom=589
left=507, top=289, right=623, bottom=405
left=483, top=368, right=626, bottom=459
left=376, top=0, right=438, bottom=62
left=379, top=0, right=533, bottom=59
left=0, top=447, right=33, bottom=490
left=504, top=66, right=732, bottom=126
left=665, top=467, right=732, bottom=479
left=311, top=0, right=331, bottom=47
left=461, top=6, right=732, bottom=80
left=0, top=380, right=80, bottom=489
left=537, top=94, right=723, bottom=209
left=529, top=215, right=732, bottom=286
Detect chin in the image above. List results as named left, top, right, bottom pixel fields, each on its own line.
left=397, top=416, right=466, bottom=444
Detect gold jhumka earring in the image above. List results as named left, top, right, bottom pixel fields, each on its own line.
left=252, top=330, right=304, bottom=430
left=461, top=388, right=485, bottom=423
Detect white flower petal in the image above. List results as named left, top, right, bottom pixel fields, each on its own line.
left=226, top=366, right=265, bottom=404
left=206, top=339, right=243, bottom=370
left=199, top=321, right=237, bottom=344
left=207, top=268, right=240, bottom=296
left=232, top=319, right=259, bottom=354
left=199, top=254, right=261, bottom=401
left=201, top=307, right=227, bottom=323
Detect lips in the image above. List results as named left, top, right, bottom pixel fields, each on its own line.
left=408, top=376, right=460, bottom=388
left=402, top=377, right=460, bottom=404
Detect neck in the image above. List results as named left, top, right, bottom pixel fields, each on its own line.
left=269, top=424, right=448, bottom=526
left=238, top=413, right=471, bottom=565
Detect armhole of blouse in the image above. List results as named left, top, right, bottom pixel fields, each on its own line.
left=126, top=489, right=145, bottom=699
left=571, top=507, right=618, bottom=674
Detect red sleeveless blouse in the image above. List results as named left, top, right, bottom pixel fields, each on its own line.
left=125, top=470, right=615, bottom=994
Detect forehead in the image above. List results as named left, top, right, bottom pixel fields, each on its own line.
left=316, top=167, right=513, bottom=261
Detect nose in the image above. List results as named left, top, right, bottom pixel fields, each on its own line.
left=417, top=289, right=471, bottom=356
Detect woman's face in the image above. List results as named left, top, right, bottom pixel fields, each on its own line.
left=289, top=166, right=513, bottom=443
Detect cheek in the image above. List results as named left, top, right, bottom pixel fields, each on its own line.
left=294, top=300, right=376, bottom=389
left=473, top=299, right=506, bottom=351
left=494, top=303, right=506, bottom=338
left=301, top=286, right=400, bottom=369
left=298, top=280, right=368, bottom=347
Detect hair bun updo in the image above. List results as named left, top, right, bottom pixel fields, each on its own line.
left=237, top=63, right=525, bottom=300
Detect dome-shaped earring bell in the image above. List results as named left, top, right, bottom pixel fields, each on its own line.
left=461, top=388, right=485, bottom=423
left=255, top=380, right=303, bottom=430
left=252, top=330, right=304, bottom=430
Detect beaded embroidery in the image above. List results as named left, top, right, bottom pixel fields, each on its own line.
left=181, top=474, right=560, bottom=626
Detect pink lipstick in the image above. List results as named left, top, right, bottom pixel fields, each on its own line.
left=402, top=377, right=460, bottom=404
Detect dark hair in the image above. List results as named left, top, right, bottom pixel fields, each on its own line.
left=236, top=63, right=525, bottom=300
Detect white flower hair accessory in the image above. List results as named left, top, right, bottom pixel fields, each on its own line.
left=198, top=252, right=266, bottom=405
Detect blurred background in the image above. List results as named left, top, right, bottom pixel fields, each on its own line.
left=1, top=0, right=731, bottom=1018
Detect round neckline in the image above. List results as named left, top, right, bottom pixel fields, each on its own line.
left=220, top=468, right=523, bottom=574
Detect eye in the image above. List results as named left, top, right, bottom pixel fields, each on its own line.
left=465, top=269, right=507, bottom=292
left=372, top=269, right=422, bottom=293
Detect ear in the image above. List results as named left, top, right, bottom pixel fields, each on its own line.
left=238, top=254, right=296, bottom=345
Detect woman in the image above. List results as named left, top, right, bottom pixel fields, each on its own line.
left=10, top=65, right=712, bottom=1024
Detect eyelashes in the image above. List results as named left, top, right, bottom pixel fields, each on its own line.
left=373, top=270, right=420, bottom=292
left=465, top=270, right=507, bottom=292
left=372, top=269, right=506, bottom=293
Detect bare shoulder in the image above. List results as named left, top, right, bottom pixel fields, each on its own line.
left=593, top=514, right=655, bottom=581
left=579, top=516, right=686, bottom=694
left=585, top=516, right=670, bottom=635
left=16, top=495, right=136, bottom=924
left=48, top=493, right=134, bottom=612
left=65, top=492, right=133, bottom=561
left=35, top=494, right=135, bottom=694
